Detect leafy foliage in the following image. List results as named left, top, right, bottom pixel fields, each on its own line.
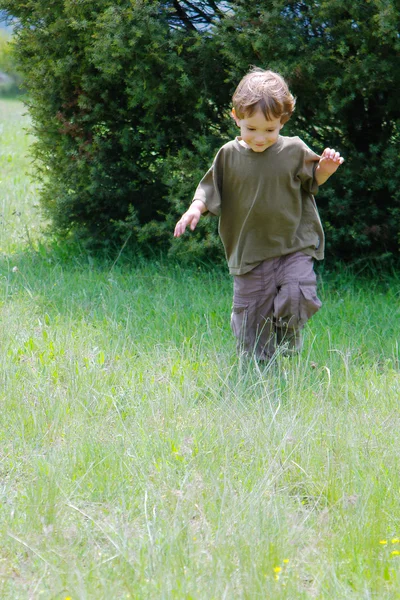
left=0, top=0, right=231, bottom=255
left=1, top=0, right=400, bottom=261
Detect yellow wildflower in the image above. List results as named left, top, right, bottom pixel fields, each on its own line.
left=379, top=540, right=387, bottom=545
left=273, top=566, right=282, bottom=573
left=391, top=550, right=400, bottom=556
left=391, top=538, right=400, bottom=544
left=283, top=559, right=289, bottom=564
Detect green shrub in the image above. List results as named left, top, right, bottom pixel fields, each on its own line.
left=1, top=0, right=400, bottom=262
left=0, top=0, right=231, bottom=257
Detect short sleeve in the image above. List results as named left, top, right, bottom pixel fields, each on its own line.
left=297, top=140, right=320, bottom=196
left=192, top=149, right=223, bottom=216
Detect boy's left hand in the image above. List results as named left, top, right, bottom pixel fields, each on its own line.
left=318, top=148, right=344, bottom=175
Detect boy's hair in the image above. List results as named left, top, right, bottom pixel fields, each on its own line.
left=232, top=67, right=296, bottom=124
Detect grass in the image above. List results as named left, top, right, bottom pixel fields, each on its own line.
left=1, top=98, right=400, bottom=599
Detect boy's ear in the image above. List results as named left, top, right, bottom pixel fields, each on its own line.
left=231, top=108, right=240, bottom=126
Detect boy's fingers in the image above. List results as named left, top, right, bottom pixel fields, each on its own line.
left=322, top=148, right=344, bottom=163
left=174, top=208, right=202, bottom=236
left=190, top=215, right=199, bottom=230
left=330, top=152, right=344, bottom=164
left=175, top=214, right=195, bottom=237
left=174, top=219, right=187, bottom=237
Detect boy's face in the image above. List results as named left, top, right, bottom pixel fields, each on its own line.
left=232, top=108, right=283, bottom=153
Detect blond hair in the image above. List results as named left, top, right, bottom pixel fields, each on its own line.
left=232, top=68, right=296, bottom=124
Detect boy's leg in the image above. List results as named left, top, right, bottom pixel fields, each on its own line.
left=275, top=325, right=303, bottom=354
left=273, top=252, right=322, bottom=354
left=231, top=259, right=277, bottom=360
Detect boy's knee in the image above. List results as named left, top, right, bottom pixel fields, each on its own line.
left=274, top=279, right=322, bottom=330
left=231, top=298, right=274, bottom=358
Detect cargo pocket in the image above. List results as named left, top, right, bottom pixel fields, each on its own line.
left=299, top=280, right=322, bottom=326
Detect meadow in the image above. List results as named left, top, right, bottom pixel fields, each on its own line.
left=1, top=99, right=399, bottom=599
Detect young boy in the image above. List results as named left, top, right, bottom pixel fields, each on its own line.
left=174, top=68, right=344, bottom=361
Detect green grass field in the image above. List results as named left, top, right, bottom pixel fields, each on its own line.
left=1, top=99, right=400, bottom=599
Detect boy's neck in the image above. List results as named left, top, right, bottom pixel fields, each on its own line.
left=238, top=138, right=249, bottom=149
left=237, top=135, right=282, bottom=151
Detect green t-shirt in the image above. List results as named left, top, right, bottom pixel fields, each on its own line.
left=193, top=135, right=324, bottom=275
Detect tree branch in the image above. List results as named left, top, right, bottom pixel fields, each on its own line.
left=179, top=0, right=214, bottom=24
left=171, top=0, right=198, bottom=31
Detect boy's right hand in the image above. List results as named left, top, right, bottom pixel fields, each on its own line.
left=174, top=202, right=204, bottom=237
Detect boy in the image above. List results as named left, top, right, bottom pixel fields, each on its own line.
left=174, top=68, right=344, bottom=361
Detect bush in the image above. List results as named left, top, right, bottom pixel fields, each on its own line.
left=0, top=0, right=231, bottom=258
left=2, top=0, right=400, bottom=263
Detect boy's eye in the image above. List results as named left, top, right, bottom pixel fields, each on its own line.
left=247, top=127, right=275, bottom=132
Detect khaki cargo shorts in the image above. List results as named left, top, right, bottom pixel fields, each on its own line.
left=231, top=252, right=322, bottom=360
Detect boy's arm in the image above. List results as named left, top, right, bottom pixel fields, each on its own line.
left=315, top=147, right=344, bottom=186
left=174, top=200, right=207, bottom=238
left=174, top=148, right=223, bottom=238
